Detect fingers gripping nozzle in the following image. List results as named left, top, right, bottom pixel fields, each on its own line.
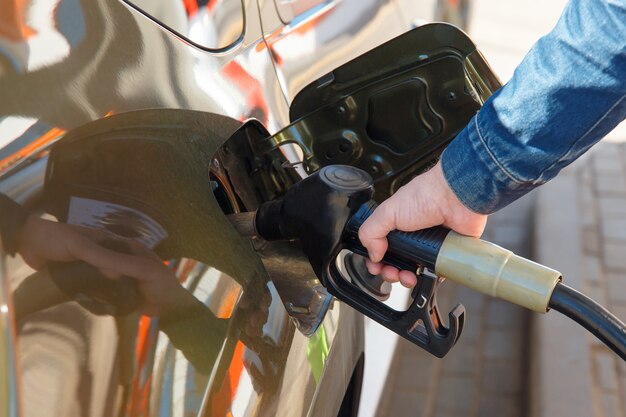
left=253, top=165, right=465, bottom=357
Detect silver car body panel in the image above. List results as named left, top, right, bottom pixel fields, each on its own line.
left=0, top=0, right=426, bottom=416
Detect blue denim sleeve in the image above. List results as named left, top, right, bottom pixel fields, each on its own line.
left=441, top=0, right=626, bottom=214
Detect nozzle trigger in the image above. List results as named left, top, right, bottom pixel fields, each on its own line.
left=326, top=260, right=464, bottom=358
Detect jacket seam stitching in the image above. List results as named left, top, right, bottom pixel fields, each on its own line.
left=544, top=93, right=626, bottom=175
left=473, top=116, right=526, bottom=185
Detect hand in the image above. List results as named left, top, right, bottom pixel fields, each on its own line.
left=16, top=215, right=192, bottom=317
left=92, top=245, right=195, bottom=317
left=358, top=161, right=488, bottom=288
left=16, top=215, right=127, bottom=271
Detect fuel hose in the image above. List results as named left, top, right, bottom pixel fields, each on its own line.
left=548, top=282, right=626, bottom=361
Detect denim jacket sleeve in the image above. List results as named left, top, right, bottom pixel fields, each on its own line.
left=441, top=0, right=626, bottom=214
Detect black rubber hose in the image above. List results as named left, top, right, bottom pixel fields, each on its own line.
left=549, top=282, right=626, bottom=361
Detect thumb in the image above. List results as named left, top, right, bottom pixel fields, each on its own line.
left=358, top=201, right=397, bottom=262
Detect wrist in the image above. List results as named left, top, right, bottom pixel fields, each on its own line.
left=432, top=161, right=488, bottom=238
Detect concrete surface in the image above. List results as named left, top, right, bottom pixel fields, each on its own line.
left=532, top=142, right=626, bottom=417
left=359, top=283, right=412, bottom=417
left=472, top=1, right=626, bottom=416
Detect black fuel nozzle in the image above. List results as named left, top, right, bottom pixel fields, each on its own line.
left=253, top=165, right=464, bottom=358
left=243, top=165, right=626, bottom=360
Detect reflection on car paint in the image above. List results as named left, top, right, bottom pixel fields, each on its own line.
left=124, top=0, right=244, bottom=51
left=0, top=0, right=436, bottom=415
left=0, top=120, right=64, bottom=174
left=0, top=0, right=80, bottom=73
left=306, top=325, right=329, bottom=384
left=66, top=197, right=168, bottom=248
left=261, top=0, right=407, bottom=103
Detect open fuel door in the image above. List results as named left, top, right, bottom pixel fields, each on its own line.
left=211, top=23, right=502, bottom=343
left=259, top=23, right=501, bottom=201
left=221, top=23, right=503, bottom=355
left=230, top=23, right=503, bottom=356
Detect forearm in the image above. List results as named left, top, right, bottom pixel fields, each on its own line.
left=442, top=0, right=626, bottom=213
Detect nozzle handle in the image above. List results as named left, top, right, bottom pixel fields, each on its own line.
left=344, top=201, right=450, bottom=272
left=344, top=201, right=563, bottom=313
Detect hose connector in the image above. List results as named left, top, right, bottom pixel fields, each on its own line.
left=435, top=231, right=562, bottom=313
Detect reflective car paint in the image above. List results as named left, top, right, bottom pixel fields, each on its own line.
left=0, top=0, right=429, bottom=416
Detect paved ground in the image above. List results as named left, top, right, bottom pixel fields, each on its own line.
left=532, top=141, right=626, bottom=417
left=377, top=0, right=626, bottom=415
left=359, top=0, right=565, bottom=413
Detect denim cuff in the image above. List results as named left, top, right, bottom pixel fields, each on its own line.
left=441, top=115, right=537, bottom=214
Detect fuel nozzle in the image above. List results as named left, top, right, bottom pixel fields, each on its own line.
left=344, top=202, right=563, bottom=314
left=243, top=165, right=626, bottom=360
left=251, top=165, right=465, bottom=357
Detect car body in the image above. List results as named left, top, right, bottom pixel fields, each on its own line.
left=0, top=1, right=486, bottom=417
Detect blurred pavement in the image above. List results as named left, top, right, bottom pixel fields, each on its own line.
left=531, top=141, right=626, bottom=417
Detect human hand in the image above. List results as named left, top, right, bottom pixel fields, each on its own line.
left=16, top=215, right=193, bottom=317
left=358, top=161, right=488, bottom=288
left=15, top=215, right=128, bottom=271
left=53, top=237, right=196, bottom=318
left=93, top=245, right=195, bottom=318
